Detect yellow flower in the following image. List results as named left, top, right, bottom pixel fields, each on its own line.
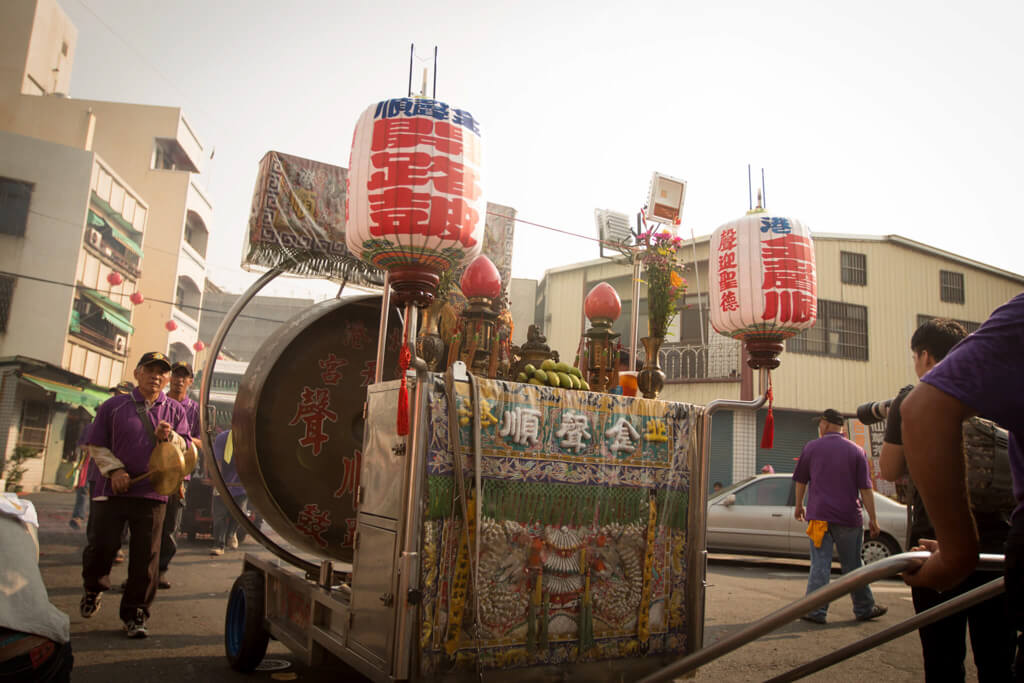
left=670, top=271, right=684, bottom=288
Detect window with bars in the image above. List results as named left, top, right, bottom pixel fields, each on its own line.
left=0, top=177, right=33, bottom=237
left=840, top=251, right=867, bottom=286
left=940, top=270, right=965, bottom=304
left=787, top=299, right=869, bottom=360
left=0, top=275, right=14, bottom=333
left=18, top=400, right=50, bottom=450
left=916, top=314, right=981, bottom=334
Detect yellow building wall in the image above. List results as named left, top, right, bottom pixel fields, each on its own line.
left=540, top=234, right=1023, bottom=413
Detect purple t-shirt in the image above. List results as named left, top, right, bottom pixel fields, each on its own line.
left=88, top=388, right=190, bottom=502
left=172, top=395, right=201, bottom=440
left=921, top=292, right=1024, bottom=519
left=793, top=432, right=872, bottom=527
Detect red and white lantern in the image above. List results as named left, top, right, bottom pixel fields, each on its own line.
left=709, top=211, right=817, bottom=369
left=346, top=98, right=485, bottom=308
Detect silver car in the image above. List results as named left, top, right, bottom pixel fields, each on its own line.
left=706, top=474, right=907, bottom=563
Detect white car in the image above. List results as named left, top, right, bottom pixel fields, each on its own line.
left=706, top=474, right=907, bottom=564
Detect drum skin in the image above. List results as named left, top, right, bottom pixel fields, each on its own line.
left=232, top=295, right=402, bottom=562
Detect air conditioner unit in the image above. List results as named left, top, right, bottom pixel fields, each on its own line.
left=114, top=334, right=128, bottom=354
left=88, top=228, right=102, bottom=248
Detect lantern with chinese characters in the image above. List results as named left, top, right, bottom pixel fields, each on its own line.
left=710, top=209, right=818, bottom=448
left=582, top=282, right=622, bottom=393
left=709, top=210, right=817, bottom=369
left=346, top=97, right=485, bottom=309
left=449, top=254, right=501, bottom=376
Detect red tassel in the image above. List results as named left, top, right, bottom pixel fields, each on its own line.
left=760, top=381, right=775, bottom=449
left=397, top=345, right=411, bottom=436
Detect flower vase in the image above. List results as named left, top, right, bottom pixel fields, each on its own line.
left=416, top=304, right=446, bottom=372
left=637, top=336, right=666, bottom=399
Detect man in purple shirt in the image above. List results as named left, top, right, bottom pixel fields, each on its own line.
left=157, top=361, right=202, bottom=589
left=793, top=408, right=887, bottom=624
left=901, top=293, right=1024, bottom=672
left=79, top=351, right=193, bottom=639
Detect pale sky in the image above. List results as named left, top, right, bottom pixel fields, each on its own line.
left=59, top=0, right=1024, bottom=300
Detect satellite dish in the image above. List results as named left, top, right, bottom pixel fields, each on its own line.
left=595, top=209, right=633, bottom=259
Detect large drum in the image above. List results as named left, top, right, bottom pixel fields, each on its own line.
left=232, top=295, right=402, bottom=562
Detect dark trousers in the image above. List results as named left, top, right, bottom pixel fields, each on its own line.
left=1005, top=516, right=1024, bottom=682
left=913, top=569, right=1015, bottom=682
left=158, top=495, right=182, bottom=573
left=212, top=493, right=247, bottom=548
left=81, top=497, right=165, bottom=621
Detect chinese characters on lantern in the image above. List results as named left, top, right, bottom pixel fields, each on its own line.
left=761, top=234, right=816, bottom=324
left=365, top=99, right=482, bottom=249
left=717, top=227, right=739, bottom=313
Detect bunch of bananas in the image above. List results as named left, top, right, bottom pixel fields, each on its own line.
left=516, top=359, right=590, bottom=391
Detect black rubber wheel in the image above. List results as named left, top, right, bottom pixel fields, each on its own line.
left=225, top=570, right=270, bottom=671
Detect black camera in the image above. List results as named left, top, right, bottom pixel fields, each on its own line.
left=856, top=399, right=892, bottom=425
left=856, top=385, right=915, bottom=425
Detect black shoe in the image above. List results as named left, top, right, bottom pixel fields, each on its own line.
left=158, top=573, right=171, bottom=590
left=123, top=608, right=148, bottom=638
left=856, top=604, right=887, bottom=621
left=800, top=613, right=826, bottom=624
left=80, top=591, right=102, bottom=618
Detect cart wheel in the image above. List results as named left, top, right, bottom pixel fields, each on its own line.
left=225, top=569, right=270, bottom=672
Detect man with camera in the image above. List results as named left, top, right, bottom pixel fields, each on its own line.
left=896, top=294, right=1024, bottom=679
left=879, top=317, right=1014, bottom=681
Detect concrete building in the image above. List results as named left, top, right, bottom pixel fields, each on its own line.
left=0, top=0, right=213, bottom=369
left=0, top=0, right=214, bottom=489
left=537, top=232, right=1024, bottom=492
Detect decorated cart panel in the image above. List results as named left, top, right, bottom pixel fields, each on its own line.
left=417, top=375, right=702, bottom=677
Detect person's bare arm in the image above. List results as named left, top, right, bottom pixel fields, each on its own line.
left=860, top=488, right=880, bottom=537
left=878, top=442, right=907, bottom=481
left=794, top=482, right=807, bottom=521
left=901, top=382, right=978, bottom=590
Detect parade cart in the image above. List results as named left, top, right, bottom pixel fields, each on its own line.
left=198, top=100, right=833, bottom=682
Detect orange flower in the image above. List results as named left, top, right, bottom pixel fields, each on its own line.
left=670, top=271, right=684, bottom=288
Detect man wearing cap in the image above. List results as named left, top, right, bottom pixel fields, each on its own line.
left=157, top=361, right=201, bottom=589
left=80, top=352, right=193, bottom=639
left=792, top=408, right=887, bottom=624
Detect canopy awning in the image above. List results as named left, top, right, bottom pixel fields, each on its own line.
left=87, top=210, right=143, bottom=258
left=81, top=289, right=134, bottom=335
left=20, top=375, right=109, bottom=416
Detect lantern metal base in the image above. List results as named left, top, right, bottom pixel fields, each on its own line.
left=389, top=266, right=440, bottom=308
left=745, top=340, right=784, bottom=369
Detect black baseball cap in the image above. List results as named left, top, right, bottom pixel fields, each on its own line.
left=171, top=361, right=194, bottom=377
left=813, top=408, right=845, bottom=426
left=136, top=351, right=171, bottom=371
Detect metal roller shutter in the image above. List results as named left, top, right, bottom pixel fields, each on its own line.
left=708, top=411, right=733, bottom=493
left=756, top=409, right=818, bottom=475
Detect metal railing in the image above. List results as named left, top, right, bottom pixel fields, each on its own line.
left=659, top=341, right=741, bottom=382
left=640, top=552, right=1006, bottom=683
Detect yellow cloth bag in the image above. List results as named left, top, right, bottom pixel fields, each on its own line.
left=806, top=520, right=829, bottom=548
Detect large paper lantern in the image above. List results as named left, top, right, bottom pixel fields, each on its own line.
left=346, top=97, right=485, bottom=308
left=709, top=210, right=817, bottom=370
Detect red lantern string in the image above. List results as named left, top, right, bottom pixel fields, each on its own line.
left=760, top=374, right=775, bottom=449
left=396, top=345, right=411, bottom=436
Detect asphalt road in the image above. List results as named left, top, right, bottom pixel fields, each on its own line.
left=24, top=490, right=963, bottom=682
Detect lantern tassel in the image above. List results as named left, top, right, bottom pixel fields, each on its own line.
left=397, top=345, right=411, bottom=436
left=760, top=377, right=774, bottom=449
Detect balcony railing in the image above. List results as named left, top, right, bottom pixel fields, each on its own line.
left=659, top=342, right=741, bottom=382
